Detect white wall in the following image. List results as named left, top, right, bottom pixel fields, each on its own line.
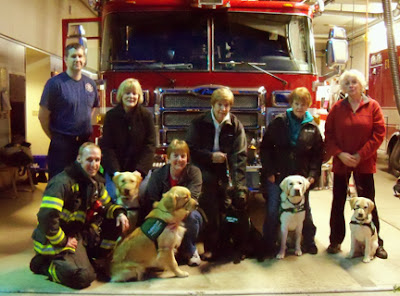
left=26, top=49, right=51, bottom=156
left=0, top=0, right=96, bottom=57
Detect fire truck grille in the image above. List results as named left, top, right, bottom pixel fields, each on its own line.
left=162, top=128, right=259, bottom=145
left=162, top=111, right=259, bottom=128
left=162, top=93, right=260, bottom=109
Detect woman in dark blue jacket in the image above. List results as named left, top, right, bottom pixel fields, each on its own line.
left=260, top=87, right=323, bottom=257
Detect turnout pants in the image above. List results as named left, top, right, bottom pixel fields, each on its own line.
left=30, top=239, right=96, bottom=289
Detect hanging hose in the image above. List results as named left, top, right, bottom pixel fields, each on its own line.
left=382, top=0, right=400, bottom=173
left=382, top=0, right=400, bottom=115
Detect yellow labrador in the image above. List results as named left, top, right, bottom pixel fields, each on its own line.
left=277, top=175, right=310, bottom=259
left=113, top=171, right=143, bottom=233
left=348, top=196, right=379, bottom=263
left=110, top=186, right=198, bottom=282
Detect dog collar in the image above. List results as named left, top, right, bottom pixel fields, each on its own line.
left=280, top=203, right=305, bottom=214
left=350, top=220, right=376, bottom=236
left=141, top=218, right=167, bottom=242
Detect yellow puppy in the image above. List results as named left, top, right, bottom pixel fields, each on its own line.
left=348, top=196, right=379, bottom=263
left=113, top=171, right=143, bottom=232
left=111, top=186, right=198, bottom=282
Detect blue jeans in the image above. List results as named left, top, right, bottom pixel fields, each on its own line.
left=105, top=173, right=117, bottom=202
left=179, top=210, right=203, bottom=257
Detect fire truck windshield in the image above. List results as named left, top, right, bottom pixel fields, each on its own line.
left=100, top=11, right=314, bottom=73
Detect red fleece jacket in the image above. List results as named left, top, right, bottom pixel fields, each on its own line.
left=325, top=96, right=385, bottom=174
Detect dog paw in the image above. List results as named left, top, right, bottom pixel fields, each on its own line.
left=295, top=249, right=302, bottom=256
left=176, top=270, right=189, bottom=278
left=362, top=257, right=372, bottom=263
left=276, top=252, right=285, bottom=259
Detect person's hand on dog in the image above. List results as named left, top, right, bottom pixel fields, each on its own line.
left=212, top=152, right=227, bottom=163
left=66, top=237, right=78, bottom=249
left=116, top=213, right=130, bottom=233
left=338, top=152, right=358, bottom=167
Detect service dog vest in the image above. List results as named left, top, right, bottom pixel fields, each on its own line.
left=140, top=218, right=167, bottom=241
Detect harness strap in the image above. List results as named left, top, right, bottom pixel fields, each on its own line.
left=280, top=203, right=306, bottom=215
left=350, top=220, right=376, bottom=236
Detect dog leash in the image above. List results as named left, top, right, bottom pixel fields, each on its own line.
left=225, top=158, right=233, bottom=187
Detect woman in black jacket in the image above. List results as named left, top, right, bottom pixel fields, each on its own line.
left=260, top=87, right=323, bottom=257
left=186, top=87, right=247, bottom=260
left=100, top=78, right=156, bottom=201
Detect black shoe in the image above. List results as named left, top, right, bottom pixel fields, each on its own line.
left=302, top=244, right=318, bottom=255
left=327, top=243, right=341, bottom=254
left=375, top=246, right=388, bottom=259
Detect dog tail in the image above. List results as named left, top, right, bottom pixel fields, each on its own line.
left=110, top=261, right=143, bottom=282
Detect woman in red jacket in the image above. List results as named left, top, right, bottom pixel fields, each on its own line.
left=324, top=69, right=387, bottom=259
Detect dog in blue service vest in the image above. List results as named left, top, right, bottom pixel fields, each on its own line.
left=110, top=186, right=198, bottom=281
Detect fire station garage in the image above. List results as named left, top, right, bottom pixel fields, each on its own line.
left=1, top=0, right=400, bottom=295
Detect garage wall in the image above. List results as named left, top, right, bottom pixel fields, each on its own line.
left=0, top=0, right=96, bottom=57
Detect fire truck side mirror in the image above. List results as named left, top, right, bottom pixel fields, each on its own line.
left=325, top=26, right=348, bottom=68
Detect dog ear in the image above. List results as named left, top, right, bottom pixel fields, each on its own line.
left=112, top=173, right=121, bottom=185
left=302, top=177, right=311, bottom=192
left=226, top=186, right=235, bottom=198
left=349, top=197, right=358, bottom=209
left=132, top=170, right=143, bottom=182
left=367, top=199, right=375, bottom=213
left=279, top=177, right=289, bottom=194
left=161, top=191, right=177, bottom=212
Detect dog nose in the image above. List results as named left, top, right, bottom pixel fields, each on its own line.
left=124, top=189, right=130, bottom=195
left=294, top=189, right=301, bottom=196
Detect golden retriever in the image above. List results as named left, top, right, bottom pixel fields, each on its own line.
left=113, top=171, right=143, bottom=232
left=277, top=175, right=310, bottom=259
left=348, top=196, right=379, bottom=263
left=110, top=186, right=198, bottom=281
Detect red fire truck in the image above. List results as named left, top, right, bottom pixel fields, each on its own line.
left=369, top=46, right=400, bottom=174
left=63, top=0, right=332, bottom=185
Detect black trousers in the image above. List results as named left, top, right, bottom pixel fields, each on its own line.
left=198, top=166, right=230, bottom=254
left=329, top=172, right=383, bottom=246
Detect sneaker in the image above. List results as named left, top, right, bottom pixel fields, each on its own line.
left=375, top=246, right=388, bottom=259
left=188, top=250, right=201, bottom=266
left=327, top=243, right=341, bottom=254
left=302, top=244, right=318, bottom=255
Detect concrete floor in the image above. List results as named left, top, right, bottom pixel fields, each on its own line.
left=1, top=156, right=400, bottom=296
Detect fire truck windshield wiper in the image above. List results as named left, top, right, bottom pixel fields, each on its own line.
left=247, top=62, right=288, bottom=86
left=110, top=59, right=157, bottom=64
left=109, top=59, right=193, bottom=70
left=218, top=61, right=288, bottom=86
left=162, top=63, right=193, bottom=70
